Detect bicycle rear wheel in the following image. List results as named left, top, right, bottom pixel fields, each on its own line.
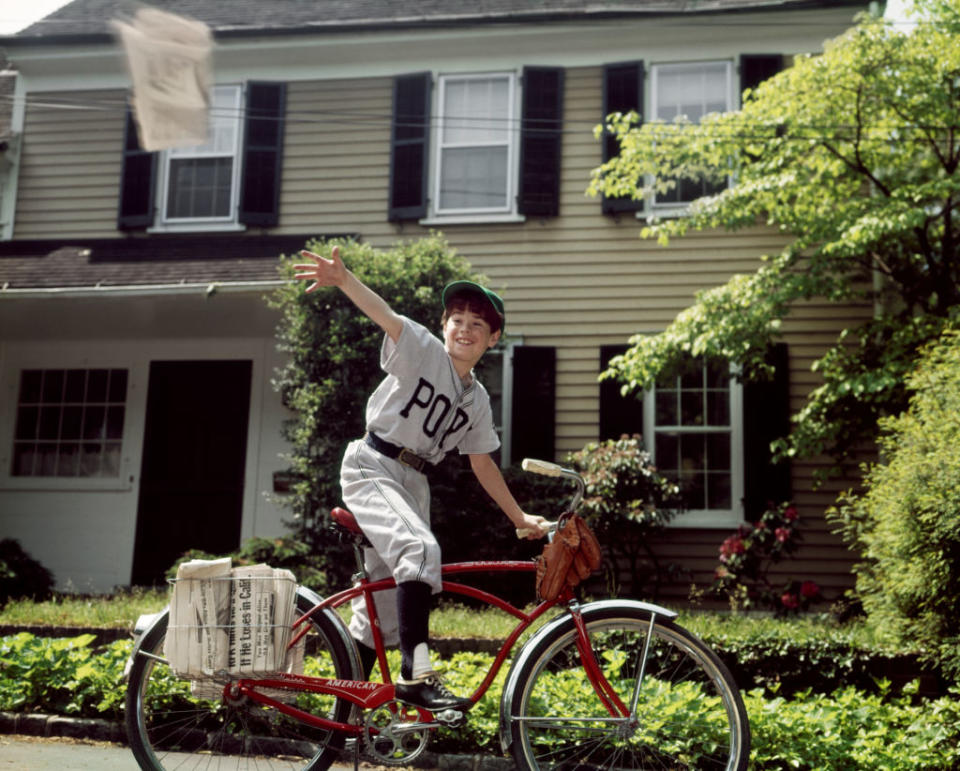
left=506, top=603, right=750, bottom=770
left=125, top=591, right=358, bottom=771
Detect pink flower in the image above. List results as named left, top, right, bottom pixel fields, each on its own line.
left=774, top=527, right=791, bottom=543
left=714, top=566, right=729, bottom=580
left=719, top=535, right=745, bottom=561
left=783, top=505, right=799, bottom=522
left=800, top=580, right=820, bottom=598
left=781, top=592, right=799, bottom=610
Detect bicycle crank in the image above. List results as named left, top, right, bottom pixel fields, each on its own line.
left=362, top=700, right=432, bottom=765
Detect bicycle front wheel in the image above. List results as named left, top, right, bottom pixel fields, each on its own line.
left=506, top=603, right=750, bottom=770
left=125, top=590, right=358, bottom=771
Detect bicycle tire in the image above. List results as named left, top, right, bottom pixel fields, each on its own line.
left=505, top=603, right=750, bottom=770
left=125, top=590, right=358, bottom=771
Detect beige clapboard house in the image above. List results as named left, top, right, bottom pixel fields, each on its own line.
left=0, top=0, right=872, bottom=600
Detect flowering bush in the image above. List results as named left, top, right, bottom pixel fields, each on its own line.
left=570, top=435, right=683, bottom=598
left=709, top=502, right=822, bottom=614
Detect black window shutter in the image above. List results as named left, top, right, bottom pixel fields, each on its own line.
left=518, top=67, right=563, bottom=218
left=388, top=72, right=432, bottom=221
left=511, top=346, right=556, bottom=464
left=239, top=81, right=286, bottom=227
left=599, top=344, right=645, bottom=440
left=742, top=343, right=791, bottom=520
left=117, top=108, right=157, bottom=230
left=602, top=61, right=644, bottom=215
left=740, top=54, right=784, bottom=99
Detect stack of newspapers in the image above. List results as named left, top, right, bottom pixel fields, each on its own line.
left=164, top=558, right=299, bottom=679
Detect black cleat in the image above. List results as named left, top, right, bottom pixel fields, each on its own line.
left=394, top=672, right=472, bottom=712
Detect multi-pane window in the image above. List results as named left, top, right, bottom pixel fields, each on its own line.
left=649, top=359, right=739, bottom=518
left=435, top=73, right=516, bottom=214
left=12, top=369, right=128, bottom=478
left=652, top=61, right=732, bottom=206
left=163, top=85, right=242, bottom=222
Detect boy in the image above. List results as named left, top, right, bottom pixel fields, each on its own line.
left=294, top=246, right=547, bottom=712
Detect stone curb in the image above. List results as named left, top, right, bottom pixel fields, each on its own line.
left=0, top=711, right=512, bottom=770
left=0, top=710, right=125, bottom=743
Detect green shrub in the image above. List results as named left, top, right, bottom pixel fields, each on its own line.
left=832, top=327, right=960, bottom=679
left=745, top=682, right=960, bottom=770
left=569, top=436, right=683, bottom=599
left=0, top=539, right=54, bottom=609
left=0, top=632, right=130, bottom=719
left=3, top=631, right=959, bottom=767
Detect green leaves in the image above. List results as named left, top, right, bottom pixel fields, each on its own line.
left=590, top=5, right=960, bottom=471
left=0, top=633, right=130, bottom=718
left=833, top=325, right=960, bottom=680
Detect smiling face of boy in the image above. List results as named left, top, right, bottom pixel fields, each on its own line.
left=442, top=303, right=501, bottom=376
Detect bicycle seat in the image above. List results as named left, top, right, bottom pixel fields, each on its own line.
left=331, top=506, right=364, bottom=536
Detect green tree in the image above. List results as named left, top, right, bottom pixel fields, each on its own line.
left=268, top=235, right=485, bottom=586
left=589, top=1, right=960, bottom=475
left=833, top=327, right=960, bottom=678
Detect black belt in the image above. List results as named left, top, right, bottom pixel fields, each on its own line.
left=364, top=432, right=428, bottom=474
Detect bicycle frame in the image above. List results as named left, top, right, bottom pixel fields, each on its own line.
left=229, top=560, right=625, bottom=735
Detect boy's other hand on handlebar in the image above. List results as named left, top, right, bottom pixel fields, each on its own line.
left=517, top=514, right=549, bottom=540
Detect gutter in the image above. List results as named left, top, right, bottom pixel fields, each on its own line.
left=0, top=279, right=287, bottom=299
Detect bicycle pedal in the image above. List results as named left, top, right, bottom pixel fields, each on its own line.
left=434, top=708, right=466, bottom=727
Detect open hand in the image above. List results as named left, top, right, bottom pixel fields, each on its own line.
left=293, top=245, right=347, bottom=293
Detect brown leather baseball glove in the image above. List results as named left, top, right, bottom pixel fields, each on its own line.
left=535, top=514, right=602, bottom=602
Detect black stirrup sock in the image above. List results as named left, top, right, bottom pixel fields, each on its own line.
left=355, top=639, right=379, bottom=681
left=397, top=580, right=432, bottom=680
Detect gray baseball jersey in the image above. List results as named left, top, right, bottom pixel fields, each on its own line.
left=342, top=315, right=499, bottom=648
left=365, top=315, right=500, bottom=461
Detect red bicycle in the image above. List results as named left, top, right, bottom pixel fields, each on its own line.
left=125, top=459, right=750, bottom=770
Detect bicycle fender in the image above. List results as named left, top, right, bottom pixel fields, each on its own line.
left=497, top=599, right=678, bottom=754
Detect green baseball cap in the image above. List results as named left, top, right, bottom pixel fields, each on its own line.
left=442, top=280, right=505, bottom=332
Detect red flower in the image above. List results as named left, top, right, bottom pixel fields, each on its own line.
left=719, top=535, right=745, bottom=562
left=800, top=580, right=820, bottom=598
left=783, top=505, right=799, bottom=522
left=774, top=527, right=792, bottom=543
left=781, top=592, right=799, bottom=610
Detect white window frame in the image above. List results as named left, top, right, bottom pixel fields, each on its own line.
left=424, top=71, right=524, bottom=225
left=643, top=360, right=744, bottom=528
left=152, top=84, right=245, bottom=233
left=473, top=336, right=522, bottom=468
left=647, top=60, right=735, bottom=216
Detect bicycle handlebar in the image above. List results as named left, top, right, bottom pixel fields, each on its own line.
left=515, top=458, right=586, bottom=538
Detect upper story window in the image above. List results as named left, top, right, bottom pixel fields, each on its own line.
left=644, top=357, right=743, bottom=527
left=388, top=68, right=563, bottom=224
left=118, top=82, right=286, bottom=232
left=157, top=85, right=243, bottom=227
left=651, top=61, right=733, bottom=208
left=435, top=73, right=517, bottom=217
left=12, top=368, right=128, bottom=478
left=161, top=85, right=242, bottom=224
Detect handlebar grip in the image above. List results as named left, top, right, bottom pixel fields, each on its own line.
left=521, top=458, right=566, bottom=477
left=516, top=521, right=557, bottom=539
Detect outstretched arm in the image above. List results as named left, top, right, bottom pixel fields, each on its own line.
left=294, top=246, right=404, bottom=343
left=469, top=453, right=548, bottom=540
